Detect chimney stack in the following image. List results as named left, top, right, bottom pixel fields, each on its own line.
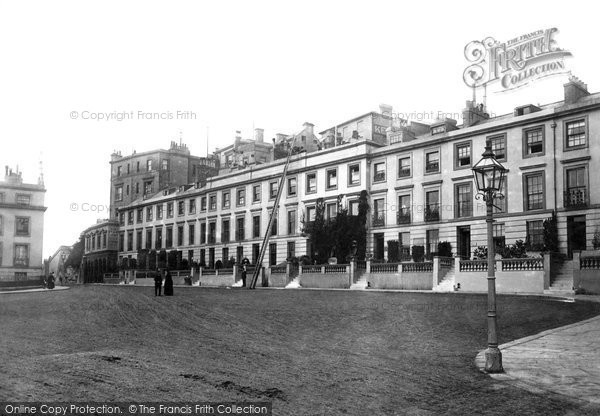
left=462, top=100, right=489, bottom=128
left=234, top=130, right=242, bottom=147
left=254, top=128, right=264, bottom=143
left=564, top=76, right=589, bottom=104
left=303, top=122, right=314, bottom=136
left=379, top=104, right=393, bottom=118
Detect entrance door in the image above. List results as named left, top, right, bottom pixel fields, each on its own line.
left=567, top=215, right=586, bottom=258
left=457, top=226, right=471, bottom=260
left=374, top=233, right=385, bottom=260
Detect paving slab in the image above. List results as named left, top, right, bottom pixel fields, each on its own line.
left=476, top=305, right=600, bottom=407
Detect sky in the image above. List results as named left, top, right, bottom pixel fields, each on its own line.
left=0, top=0, right=598, bottom=257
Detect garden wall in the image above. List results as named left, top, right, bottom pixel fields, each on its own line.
left=456, top=271, right=545, bottom=293
left=367, top=272, right=433, bottom=290
left=299, top=273, right=350, bottom=289
left=199, top=274, right=235, bottom=287
left=268, top=273, right=289, bottom=288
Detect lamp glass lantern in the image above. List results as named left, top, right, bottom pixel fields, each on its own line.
left=472, top=146, right=507, bottom=196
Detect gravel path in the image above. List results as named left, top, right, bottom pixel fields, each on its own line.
left=1, top=286, right=599, bottom=415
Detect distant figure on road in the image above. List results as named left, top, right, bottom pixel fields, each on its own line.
left=154, top=271, right=163, bottom=296
left=241, top=257, right=250, bottom=287
left=47, top=272, right=55, bottom=290
left=164, top=270, right=174, bottom=296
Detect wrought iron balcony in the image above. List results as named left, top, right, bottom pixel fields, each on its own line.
left=398, top=168, right=411, bottom=178
left=564, top=187, right=588, bottom=209
left=425, top=162, right=439, bottom=173
left=396, top=208, right=411, bottom=224
left=425, top=206, right=440, bottom=222
left=372, top=213, right=385, bottom=227
left=373, top=172, right=386, bottom=182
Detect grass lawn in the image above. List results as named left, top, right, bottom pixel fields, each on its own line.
left=1, top=286, right=599, bottom=415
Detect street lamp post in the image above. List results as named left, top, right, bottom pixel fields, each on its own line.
left=472, top=145, right=507, bottom=373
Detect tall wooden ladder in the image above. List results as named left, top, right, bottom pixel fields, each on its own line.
left=249, top=135, right=299, bottom=289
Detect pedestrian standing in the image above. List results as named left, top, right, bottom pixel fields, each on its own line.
left=154, top=271, right=163, bottom=296
left=241, top=257, right=250, bottom=287
left=47, top=272, right=55, bottom=289
left=164, top=270, right=174, bottom=296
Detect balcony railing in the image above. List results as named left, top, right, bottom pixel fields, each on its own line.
left=372, top=213, right=385, bottom=227
left=373, top=172, right=386, bottom=182
left=564, top=187, right=587, bottom=209
left=424, top=206, right=440, bottom=222
left=398, top=168, right=411, bottom=178
left=425, top=162, right=439, bottom=173
left=396, top=209, right=411, bottom=225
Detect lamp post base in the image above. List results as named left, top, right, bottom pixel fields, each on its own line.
left=484, top=347, right=504, bottom=373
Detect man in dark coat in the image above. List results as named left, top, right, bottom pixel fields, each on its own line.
left=164, top=270, right=174, bottom=296
left=154, top=271, right=163, bottom=296
left=241, top=257, right=250, bottom=287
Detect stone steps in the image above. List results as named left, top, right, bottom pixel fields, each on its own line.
left=350, top=276, right=368, bottom=290
left=550, top=259, right=573, bottom=289
left=433, top=270, right=456, bottom=292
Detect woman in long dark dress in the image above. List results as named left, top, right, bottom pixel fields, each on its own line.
left=47, top=273, right=55, bottom=289
left=164, top=270, right=174, bottom=296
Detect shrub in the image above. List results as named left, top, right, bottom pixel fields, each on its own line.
left=148, top=250, right=157, bottom=270
left=224, top=257, right=236, bottom=268
left=502, top=240, right=528, bottom=258
left=473, top=246, right=488, bottom=260
left=543, top=213, right=559, bottom=253
left=299, top=255, right=312, bottom=266
left=158, top=250, right=167, bottom=269
left=129, top=258, right=137, bottom=270
left=437, top=241, right=452, bottom=258
left=387, top=240, right=400, bottom=263
left=167, top=250, right=178, bottom=270
left=411, top=245, right=425, bottom=263
left=180, top=259, right=190, bottom=270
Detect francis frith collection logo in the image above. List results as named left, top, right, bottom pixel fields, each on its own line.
left=463, top=28, right=572, bottom=92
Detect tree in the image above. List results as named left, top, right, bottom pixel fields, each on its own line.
left=64, top=237, right=84, bottom=270
left=301, top=191, right=370, bottom=264
left=543, top=212, right=559, bottom=253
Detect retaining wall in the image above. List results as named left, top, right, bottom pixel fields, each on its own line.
left=367, top=272, right=433, bottom=290
left=299, top=273, right=350, bottom=289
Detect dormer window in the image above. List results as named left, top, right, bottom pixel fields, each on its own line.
left=514, top=104, right=541, bottom=116
left=431, top=125, right=445, bottom=135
